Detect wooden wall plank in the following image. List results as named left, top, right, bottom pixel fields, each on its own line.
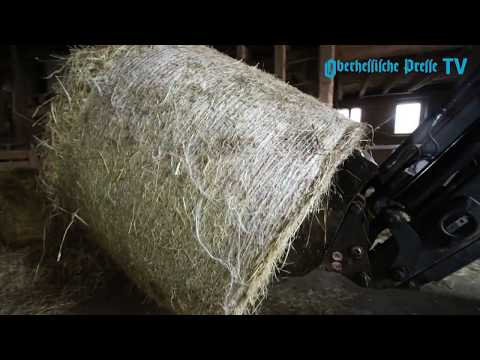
left=274, top=45, right=287, bottom=81
left=319, top=45, right=335, bottom=105
left=236, top=45, right=249, bottom=62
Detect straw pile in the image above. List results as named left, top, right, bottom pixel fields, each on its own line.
left=40, top=45, right=366, bottom=314
left=0, top=168, right=98, bottom=314
left=0, top=233, right=111, bottom=315
left=0, top=170, right=46, bottom=249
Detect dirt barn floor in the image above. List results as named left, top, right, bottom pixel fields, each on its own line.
left=74, top=264, right=480, bottom=315
left=74, top=263, right=480, bottom=315
left=1, top=169, right=480, bottom=315
left=1, top=239, right=480, bottom=315
left=262, top=266, right=480, bottom=315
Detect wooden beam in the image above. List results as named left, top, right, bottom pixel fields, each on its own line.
left=0, top=150, right=29, bottom=161
left=236, top=45, right=249, bottom=62
left=274, top=45, right=287, bottom=81
left=336, top=79, right=344, bottom=103
left=319, top=45, right=335, bottom=105
left=288, top=56, right=316, bottom=66
left=381, top=48, right=465, bottom=96
left=408, top=74, right=437, bottom=93
left=407, top=46, right=468, bottom=93
left=381, top=67, right=422, bottom=95
left=0, top=161, right=32, bottom=171
left=0, top=150, right=39, bottom=170
left=359, top=75, right=371, bottom=98
left=382, top=73, right=406, bottom=95
left=336, top=45, right=463, bottom=61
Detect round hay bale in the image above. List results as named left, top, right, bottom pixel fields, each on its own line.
left=41, top=45, right=366, bottom=314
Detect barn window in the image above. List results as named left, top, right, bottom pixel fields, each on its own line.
left=394, top=102, right=422, bottom=134
left=350, top=108, right=362, bottom=122
left=338, top=107, right=362, bottom=122
left=338, top=108, right=350, bottom=118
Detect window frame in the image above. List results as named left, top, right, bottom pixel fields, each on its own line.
left=349, top=107, right=362, bottom=123
left=393, top=98, right=426, bottom=136
left=337, top=107, right=362, bottom=123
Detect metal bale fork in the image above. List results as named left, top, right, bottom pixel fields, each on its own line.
left=288, top=66, right=480, bottom=290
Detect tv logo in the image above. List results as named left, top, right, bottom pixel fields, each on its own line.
left=324, top=59, right=337, bottom=79
left=443, top=58, right=468, bottom=75
left=323, top=57, right=469, bottom=79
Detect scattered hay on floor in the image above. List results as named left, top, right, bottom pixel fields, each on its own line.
left=0, top=168, right=118, bottom=315
left=0, top=169, right=46, bottom=249
left=0, top=227, right=116, bottom=315
left=40, top=45, right=367, bottom=314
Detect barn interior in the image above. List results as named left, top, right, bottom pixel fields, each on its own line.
left=1, top=45, right=480, bottom=315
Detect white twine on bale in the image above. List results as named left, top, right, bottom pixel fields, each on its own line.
left=42, top=45, right=366, bottom=314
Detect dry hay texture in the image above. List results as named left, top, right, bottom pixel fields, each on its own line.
left=0, top=245, right=77, bottom=315
left=41, top=45, right=366, bottom=315
left=0, top=239, right=109, bottom=315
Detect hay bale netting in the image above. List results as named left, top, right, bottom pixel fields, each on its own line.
left=40, top=45, right=366, bottom=315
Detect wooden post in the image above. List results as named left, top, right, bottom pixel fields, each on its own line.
left=236, top=45, right=249, bottom=62
left=274, top=45, right=287, bottom=81
left=319, top=45, right=335, bottom=105
left=336, top=45, right=461, bottom=61
left=336, top=79, right=343, bottom=104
